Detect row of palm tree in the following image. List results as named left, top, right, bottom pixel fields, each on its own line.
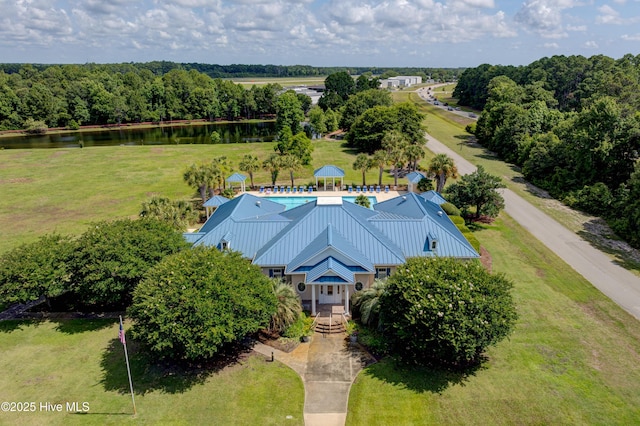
left=352, top=136, right=458, bottom=192
left=184, top=152, right=306, bottom=203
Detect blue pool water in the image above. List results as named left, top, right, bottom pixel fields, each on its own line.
left=263, top=196, right=377, bottom=210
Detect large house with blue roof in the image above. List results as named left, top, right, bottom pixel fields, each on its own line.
left=185, top=191, right=479, bottom=316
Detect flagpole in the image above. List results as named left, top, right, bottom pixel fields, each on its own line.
left=119, top=315, right=137, bottom=416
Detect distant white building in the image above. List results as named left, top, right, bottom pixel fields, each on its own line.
left=379, top=75, right=422, bottom=88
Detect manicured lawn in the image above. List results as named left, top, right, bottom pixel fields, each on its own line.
left=347, top=213, right=640, bottom=425
left=0, top=319, right=304, bottom=425
left=0, top=140, right=420, bottom=254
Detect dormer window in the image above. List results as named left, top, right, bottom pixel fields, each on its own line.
left=431, top=240, right=437, bottom=251
left=221, top=240, right=230, bottom=251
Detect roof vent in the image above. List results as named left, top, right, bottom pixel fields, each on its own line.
left=437, top=211, right=443, bottom=217
left=402, top=196, right=407, bottom=200
left=256, top=201, right=261, bottom=207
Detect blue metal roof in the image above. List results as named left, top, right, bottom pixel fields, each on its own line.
left=187, top=193, right=479, bottom=267
left=314, top=165, right=345, bottom=177
left=226, top=173, right=247, bottom=182
left=203, top=195, right=229, bottom=207
left=306, top=257, right=356, bottom=283
left=406, top=171, right=426, bottom=184
left=254, top=200, right=406, bottom=266
left=420, top=190, right=447, bottom=205
left=286, top=225, right=375, bottom=273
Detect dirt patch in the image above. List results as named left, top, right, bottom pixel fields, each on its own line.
left=479, top=246, right=492, bottom=272
left=257, top=330, right=301, bottom=353
left=0, top=177, right=34, bottom=184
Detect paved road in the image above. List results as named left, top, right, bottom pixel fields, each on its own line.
left=426, top=134, right=640, bottom=320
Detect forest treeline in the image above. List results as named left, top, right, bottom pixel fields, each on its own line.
left=0, top=62, right=464, bottom=81
left=0, top=62, right=462, bottom=132
left=455, top=54, right=640, bottom=248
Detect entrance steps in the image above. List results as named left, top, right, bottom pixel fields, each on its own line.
left=313, top=308, right=347, bottom=334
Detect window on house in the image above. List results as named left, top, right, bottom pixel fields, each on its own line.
left=355, top=282, right=364, bottom=291
left=269, top=268, right=283, bottom=278
left=431, top=240, right=437, bottom=250
left=221, top=241, right=229, bottom=250
left=375, top=268, right=390, bottom=279
left=297, top=282, right=306, bottom=292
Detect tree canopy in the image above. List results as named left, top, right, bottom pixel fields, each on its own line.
left=129, top=247, right=276, bottom=361
left=380, top=257, right=517, bottom=367
left=0, top=234, right=75, bottom=306
left=446, top=166, right=506, bottom=220
left=70, top=218, right=190, bottom=308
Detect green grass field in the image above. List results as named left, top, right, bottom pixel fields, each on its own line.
left=347, top=214, right=640, bottom=425
left=0, top=319, right=304, bottom=425
left=0, top=139, right=421, bottom=254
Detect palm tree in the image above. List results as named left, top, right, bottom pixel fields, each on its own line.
left=269, top=278, right=302, bottom=334
left=183, top=163, right=210, bottom=203
left=428, top=153, right=459, bottom=193
left=239, top=154, right=261, bottom=190
left=372, top=149, right=388, bottom=187
left=262, top=153, right=282, bottom=187
left=352, top=153, right=372, bottom=187
left=405, top=144, right=425, bottom=172
left=281, top=154, right=301, bottom=187
left=351, top=279, right=387, bottom=328
left=212, top=156, right=230, bottom=190
left=140, top=196, right=198, bottom=231
left=382, top=130, right=409, bottom=187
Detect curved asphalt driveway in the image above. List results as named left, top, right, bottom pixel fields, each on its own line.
left=426, top=134, right=640, bottom=320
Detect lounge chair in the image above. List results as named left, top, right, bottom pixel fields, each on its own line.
left=259, top=186, right=264, bottom=193
left=348, top=186, right=353, bottom=193
left=286, top=186, right=291, bottom=193
left=308, top=186, right=313, bottom=193
left=299, top=185, right=305, bottom=192
left=369, top=185, right=375, bottom=192
left=292, top=186, right=298, bottom=193
left=384, top=185, right=390, bottom=193
left=356, top=186, right=361, bottom=193
left=376, top=185, right=381, bottom=193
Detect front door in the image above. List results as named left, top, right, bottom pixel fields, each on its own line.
left=319, top=284, right=342, bottom=304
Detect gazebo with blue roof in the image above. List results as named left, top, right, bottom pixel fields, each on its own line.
left=314, top=165, right=345, bottom=191
left=203, top=195, right=229, bottom=218
left=226, top=173, right=247, bottom=193
left=406, top=171, right=426, bottom=192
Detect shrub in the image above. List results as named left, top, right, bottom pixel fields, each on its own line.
left=70, top=218, right=190, bottom=308
left=417, top=177, right=434, bottom=192
left=129, top=247, right=277, bottom=361
left=269, top=279, right=302, bottom=334
left=441, top=202, right=461, bottom=216
left=380, top=257, right=517, bottom=367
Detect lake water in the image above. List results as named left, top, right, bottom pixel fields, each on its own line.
left=0, top=121, right=277, bottom=149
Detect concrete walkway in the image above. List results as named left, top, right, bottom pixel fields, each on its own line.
left=253, top=332, right=375, bottom=426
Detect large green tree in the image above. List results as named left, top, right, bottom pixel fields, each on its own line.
left=0, top=234, right=75, bottom=306
left=139, top=196, right=198, bottom=231
left=446, top=165, right=506, bottom=220
left=380, top=257, right=517, bottom=367
left=129, top=247, right=277, bottom=361
left=70, top=218, right=190, bottom=308
left=275, top=90, right=304, bottom=135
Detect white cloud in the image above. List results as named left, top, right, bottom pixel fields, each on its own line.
left=584, top=40, right=598, bottom=48
left=514, top=0, right=579, bottom=39
left=543, top=42, right=559, bottom=48
left=621, top=33, right=640, bottom=41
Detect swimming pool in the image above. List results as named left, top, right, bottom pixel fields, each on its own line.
left=263, top=196, right=377, bottom=210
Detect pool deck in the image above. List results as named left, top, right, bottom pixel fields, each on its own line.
left=249, top=188, right=406, bottom=202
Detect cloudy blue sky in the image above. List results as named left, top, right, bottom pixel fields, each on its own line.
left=1, top=0, right=639, bottom=67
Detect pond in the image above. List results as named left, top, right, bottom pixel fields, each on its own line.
left=0, top=121, right=277, bottom=149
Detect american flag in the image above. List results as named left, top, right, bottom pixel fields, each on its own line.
left=119, top=320, right=126, bottom=345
